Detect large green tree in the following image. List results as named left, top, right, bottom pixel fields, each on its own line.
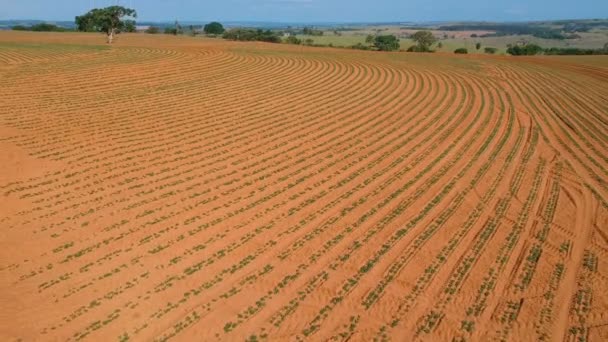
left=374, top=35, right=400, bottom=51
left=411, top=30, right=437, bottom=52
left=75, top=6, right=137, bottom=43
left=204, top=22, right=225, bottom=35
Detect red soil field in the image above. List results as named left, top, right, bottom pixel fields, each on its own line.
left=1, top=32, right=607, bottom=341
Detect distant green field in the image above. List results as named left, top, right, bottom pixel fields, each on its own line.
left=295, top=34, right=499, bottom=54
left=436, top=32, right=608, bottom=54
left=295, top=34, right=367, bottom=47
left=297, top=26, right=608, bottom=54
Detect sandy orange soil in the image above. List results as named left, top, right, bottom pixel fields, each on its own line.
left=1, top=31, right=607, bottom=341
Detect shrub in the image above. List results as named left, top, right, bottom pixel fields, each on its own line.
left=484, top=47, right=498, bottom=54
left=350, top=43, right=371, bottom=50
left=454, top=48, right=468, bottom=54
left=284, top=35, right=301, bottom=45
left=258, top=31, right=281, bottom=43
left=475, top=42, right=481, bottom=50
left=407, top=45, right=433, bottom=52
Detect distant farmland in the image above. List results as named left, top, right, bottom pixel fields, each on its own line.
left=1, top=32, right=607, bottom=341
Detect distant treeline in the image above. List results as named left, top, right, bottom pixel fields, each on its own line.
left=439, top=24, right=578, bottom=40
left=222, top=28, right=282, bottom=43
left=507, top=43, right=608, bottom=56
left=12, top=23, right=73, bottom=32
left=543, top=46, right=608, bottom=55
left=556, top=20, right=608, bottom=33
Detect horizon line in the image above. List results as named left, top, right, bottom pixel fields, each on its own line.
left=1, top=17, right=607, bottom=25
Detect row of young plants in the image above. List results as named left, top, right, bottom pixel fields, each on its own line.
left=10, top=50, right=238, bottom=161
left=138, top=65, right=434, bottom=334
left=327, top=315, right=361, bottom=342
left=273, top=69, right=454, bottom=260
left=1, top=60, right=332, bottom=235
left=437, top=157, right=546, bottom=339
left=502, top=64, right=607, bottom=200
left=40, top=57, right=382, bottom=272
left=367, top=92, right=526, bottom=320
left=372, top=86, right=529, bottom=339
left=413, top=156, right=544, bottom=336
left=498, top=62, right=608, bottom=334
left=454, top=160, right=562, bottom=338
left=502, top=65, right=608, bottom=212
left=252, top=82, right=476, bottom=334
left=22, top=52, right=380, bottom=334
left=275, top=73, right=495, bottom=338
left=493, top=66, right=607, bottom=339
left=279, top=95, right=487, bottom=333
left=5, top=51, right=332, bottom=218
left=582, top=250, right=598, bottom=272
left=148, top=264, right=274, bottom=341
left=252, top=70, right=469, bottom=332
left=64, top=60, right=420, bottom=338
left=518, top=63, right=608, bottom=153
left=3, top=50, right=308, bottom=320
left=216, top=69, right=464, bottom=328
left=513, top=163, right=563, bottom=293
left=10, top=53, right=352, bottom=243
left=46, top=271, right=152, bottom=334
left=532, top=80, right=608, bottom=177
left=75, top=60, right=394, bottom=286
left=567, top=246, right=599, bottom=342
left=146, top=67, right=456, bottom=340
left=82, top=56, right=370, bottom=218
left=147, top=62, right=408, bottom=273
left=534, top=262, right=565, bottom=340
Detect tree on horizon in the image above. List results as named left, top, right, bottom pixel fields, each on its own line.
left=204, top=22, right=225, bottom=35
left=75, top=6, right=137, bottom=43
left=411, top=30, right=437, bottom=52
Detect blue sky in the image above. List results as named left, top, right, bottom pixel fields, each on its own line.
left=1, top=0, right=607, bottom=22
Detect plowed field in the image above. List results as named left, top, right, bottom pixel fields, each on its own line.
left=1, top=32, right=607, bottom=341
